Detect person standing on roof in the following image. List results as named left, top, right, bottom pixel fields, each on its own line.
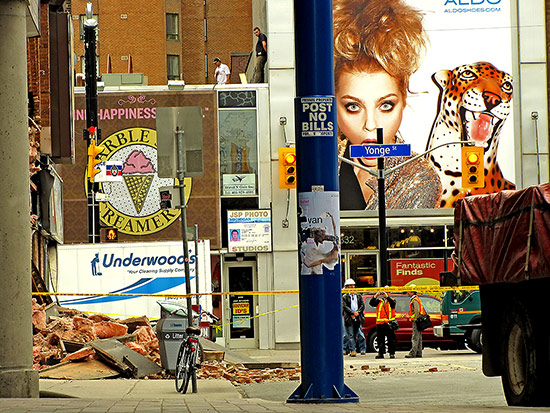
left=369, top=290, right=396, bottom=359
left=213, top=57, right=230, bottom=84
left=251, top=27, right=267, bottom=83
left=406, top=286, right=426, bottom=358
left=342, top=278, right=366, bottom=356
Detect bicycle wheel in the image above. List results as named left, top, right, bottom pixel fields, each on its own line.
left=175, top=341, right=189, bottom=393
left=180, top=347, right=197, bottom=394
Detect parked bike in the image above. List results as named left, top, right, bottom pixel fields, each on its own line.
left=175, top=325, right=204, bottom=393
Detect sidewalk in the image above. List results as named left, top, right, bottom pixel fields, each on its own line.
left=0, top=349, right=543, bottom=412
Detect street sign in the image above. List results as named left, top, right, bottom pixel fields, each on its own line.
left=350, top=144, right=411, bottom=158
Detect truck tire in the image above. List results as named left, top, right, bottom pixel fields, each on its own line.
left=501, top=302, right=550, bottom=406
left=466, top=328, right=482, bottom=354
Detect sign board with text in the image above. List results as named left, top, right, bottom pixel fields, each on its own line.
left=390, top=258, right=454, bottom=286
left=350, top=144, right=411, bottom=158
left=222, top=173, right=256, bottom=195
left=227, top=209, right=272, bottom=253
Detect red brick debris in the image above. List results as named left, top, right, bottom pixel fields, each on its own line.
left=197, top=362, right=301, bottom=385
left=32, top=299, right=159, bottom=370
left=31, top=299, right=302, bottom=383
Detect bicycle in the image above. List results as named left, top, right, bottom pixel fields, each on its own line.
left=175, top=325, right=203, bottom=393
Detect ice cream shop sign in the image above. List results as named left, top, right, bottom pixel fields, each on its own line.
left=97, top=127, right=183, bottom=235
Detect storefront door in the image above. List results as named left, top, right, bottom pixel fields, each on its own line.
left=222, top=262, right=258, bottom=349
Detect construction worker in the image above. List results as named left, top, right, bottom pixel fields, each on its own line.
left=406, top=285, right=426, bottom=358
left=342, top=278, right=366, bottom=356
left=369, top=290, right=396, bottom=359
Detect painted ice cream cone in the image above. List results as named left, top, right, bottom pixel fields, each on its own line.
left=122, top=150, right=156, bottom=214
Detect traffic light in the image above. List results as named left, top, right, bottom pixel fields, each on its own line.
left=278, top=147, right=297, bottom=189
left=461, top=145, right=485, bottom=189
left=87, top=139, right=104, bottom=182
left=105, top=227, right=118, bottom=242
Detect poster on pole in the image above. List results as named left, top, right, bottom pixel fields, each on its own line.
left=298, top=191, right=340, bottom=275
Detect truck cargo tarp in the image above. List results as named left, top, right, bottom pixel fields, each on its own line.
left=453, top=183, right=550, bottom=285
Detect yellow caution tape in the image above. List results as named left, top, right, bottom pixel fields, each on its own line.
left=32, top=286, right=479, bottom=333
left=211, top=304, right=299, bottom=333
left=31, top=284, right=477, bottom=299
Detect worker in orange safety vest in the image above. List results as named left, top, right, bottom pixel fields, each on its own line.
left=369, top=290, right=397, bottom=359
left=406, top=285, right=426, bottom=358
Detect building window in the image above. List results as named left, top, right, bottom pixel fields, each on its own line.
left=79, top=14, right=98, bottom=41
left=166, top=13, right=179, bottom=41
left=218, top=92, right=259, bottom=197
left=167, top=55, right=180, bottom=80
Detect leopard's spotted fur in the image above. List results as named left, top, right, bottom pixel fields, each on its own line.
left=425, top=62, right=515, bottom=208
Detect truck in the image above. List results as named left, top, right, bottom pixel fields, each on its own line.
left=445, top=183, right=550, bottom=406
left=433, top=290, right=482, bottom=353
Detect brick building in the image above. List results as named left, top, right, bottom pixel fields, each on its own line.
left=70, top=0, right=253, bottom=85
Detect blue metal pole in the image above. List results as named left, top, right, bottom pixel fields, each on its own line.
left=288, top=0, right=358, bottom=403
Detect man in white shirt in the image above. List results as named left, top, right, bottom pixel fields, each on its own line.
left=213, top=57, right=230, bottom=84
left=342, top=278, right=366, bottom=356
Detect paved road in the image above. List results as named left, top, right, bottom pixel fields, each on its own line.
left=4, top=348, right=549, bottom=412
left=242, top=349, right=507, bottom=406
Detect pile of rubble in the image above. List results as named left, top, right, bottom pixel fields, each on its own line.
left=32, top=299, right=161, bottom=378
left=32, top=299, right=302, bottom=383
left=198, top=361, right=301, bottom=385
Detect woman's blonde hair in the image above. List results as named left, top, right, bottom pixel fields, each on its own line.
left=333, top=0, right=426, bottom=96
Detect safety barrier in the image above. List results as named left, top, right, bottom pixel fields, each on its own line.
left=32, top=285, right=478, bottom=331
left=31, top=284, right=477, bottom=300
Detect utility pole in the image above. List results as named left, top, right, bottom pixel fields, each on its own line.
left=83, top=2, right=100, bottom=243
left=288, top=0, right=358, bottom=404
left=175, top=128, right=197, bottom=393
left=376, top=129, right=388, bottom=286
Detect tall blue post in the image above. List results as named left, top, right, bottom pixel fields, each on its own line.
left=288, top=0, right=358, bottom=403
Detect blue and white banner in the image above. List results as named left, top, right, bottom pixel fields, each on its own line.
left=57, top=241, right=211, bottom=319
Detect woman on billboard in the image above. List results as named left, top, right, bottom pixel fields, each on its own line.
left=334, top=0, right=442, bottom=210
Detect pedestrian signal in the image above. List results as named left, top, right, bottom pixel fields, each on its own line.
left=278, top=147, right=297, bottom=189
left=461, top=146, right=485, bottom=189
left=105, top=227, right=118, bottom=242
left=87, top=139, right=104, bottom=182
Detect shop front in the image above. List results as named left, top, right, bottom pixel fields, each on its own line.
left=340, top=209, right=455, bottom=288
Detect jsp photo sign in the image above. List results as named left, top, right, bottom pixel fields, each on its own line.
left=227, top=209, right=272, bottom=252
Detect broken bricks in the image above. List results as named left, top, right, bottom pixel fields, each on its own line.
left=32, top=299, right=161, bottom=378
left=197, top=361, right=301, bottom=385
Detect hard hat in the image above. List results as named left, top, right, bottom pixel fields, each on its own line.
left=344, top=278, right=356, bottom=286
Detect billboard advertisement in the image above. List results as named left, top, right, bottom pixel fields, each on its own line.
left=335, top=0, right=516, bottom=210
left=57, top=241, right=211, bottom=319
